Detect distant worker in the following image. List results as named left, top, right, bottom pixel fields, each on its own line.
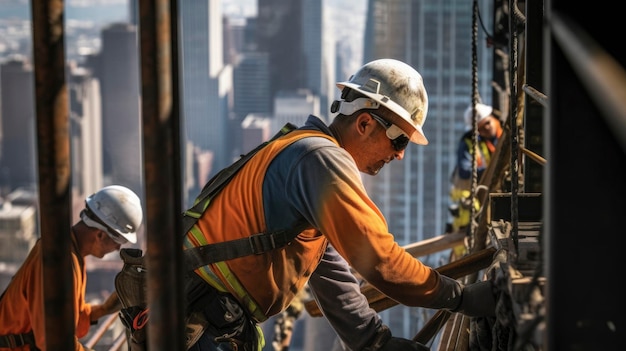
left=183, top=59, right=497, bottom=351
left=449, top=102, right=503, bottom=237
left=0, top=185, right=144, bottom=351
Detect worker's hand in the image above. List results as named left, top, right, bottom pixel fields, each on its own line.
left=101, top=290, right=122, bottom=313
left=379, top=337, right=430, bottom=351
left=90, top=291, right=123, bottom=322
left=454, top=280, right=496, bottom=317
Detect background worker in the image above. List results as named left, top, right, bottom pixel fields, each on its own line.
left=448, top=103, right=503, bottom=244
left=184, top=59, right=497, bottom=351
left=0, top=185, right=144, bottom=351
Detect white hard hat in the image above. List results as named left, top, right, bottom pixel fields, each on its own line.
left=81, top=185, right=143, bottom=244
left=464, top=103, right=493, bottom=130
left=334, top=59, right=429, bottom=145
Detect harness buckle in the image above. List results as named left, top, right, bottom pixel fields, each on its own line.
left=8, top=333, right=25, bottom=348
left=248, top=233, right=276, bottom=254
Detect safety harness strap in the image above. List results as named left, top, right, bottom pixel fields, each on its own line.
left=184, top=221, right=310, bottom=270
left=181, top=122, right=301, bottom=271
left=0, top=331, right=36, bottom=349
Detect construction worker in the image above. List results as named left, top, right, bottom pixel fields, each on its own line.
left=184, top=59, right=496, bottom=351
left=448, top=103, right=503, bottom=248
left=0, top=185, right=144, bottom=351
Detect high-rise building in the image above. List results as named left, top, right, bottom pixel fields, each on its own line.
left=0, top=196, right=37, bottom=263
left=98, top=22, right=143, bottom=198
left=0, top=56, right=36, bottom=193
left=233, top=52, right=271, bottom=122
left=240, top=114, right=271, bottom=154
left=0, top=187, right=38, bottom=291
left=302, top=0, right=336, bottom=121
left=273, top=89, right=321, bottom=131
left=179, top=0, right=233, bottom=179
left=257, top=0, right=306, bottom=111
left=69, top=63, right=103, bottom=198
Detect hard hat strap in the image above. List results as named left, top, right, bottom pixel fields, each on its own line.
left=330, top=97, right=379, bottom=115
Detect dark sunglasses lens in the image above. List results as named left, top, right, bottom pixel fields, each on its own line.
left=392, top=135, right=410, bottom=151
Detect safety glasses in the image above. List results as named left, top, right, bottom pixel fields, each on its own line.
left=369, top=113, right=410, bottom=151
left=81, top=208, right=128, bottom=245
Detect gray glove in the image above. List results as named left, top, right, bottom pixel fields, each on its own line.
left=453, top=280, right=496, bottom=317
left=364, top=325, right=430, bottom=351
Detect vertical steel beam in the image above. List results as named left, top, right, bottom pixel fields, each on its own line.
left=138, top=0, right=185, bottom=350
left=547, top=1, right=626, bottom=349
left=30, top=0, right=74, bottom=350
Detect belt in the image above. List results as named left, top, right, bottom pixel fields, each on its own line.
left=0, top=331, right=36, bottom=349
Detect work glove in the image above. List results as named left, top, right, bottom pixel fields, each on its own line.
left=453, top=280, right=496, bottom=317
left=115, top=248, right=147, bottom=310
left=363, top=325, right=430, bottom=351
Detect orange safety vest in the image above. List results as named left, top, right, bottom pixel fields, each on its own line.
left=183, top=129, right=336, bottom=322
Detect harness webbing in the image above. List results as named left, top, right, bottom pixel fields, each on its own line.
left=184, top=221, right=310, bottom=270
left=0, top=331, right=36, bottom=349
left=181, top=122, right=306, bottom=269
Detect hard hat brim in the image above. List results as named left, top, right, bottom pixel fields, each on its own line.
left=81, top=210, right=137, bottom=244
left=336, top=81, right=428, bottom=145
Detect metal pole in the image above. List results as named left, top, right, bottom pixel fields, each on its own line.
left=138, top=0, right=185, bottom=350
left=30, top=0, right=74, bottom=350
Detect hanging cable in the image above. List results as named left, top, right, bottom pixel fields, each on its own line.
left=476, top=2, right=494, bottom=42
left=468, top=0, right=480, bottom=248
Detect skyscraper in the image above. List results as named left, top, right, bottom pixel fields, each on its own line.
left=179, top=0, right=233, bottom=180
left=0, top=56, right=36, bottom=192
left=233, top=51, right=271, bottom=122
left=99, top=22, right=143, bottom=198
left=69, top=63, right=103, bottom=198
left=257, top=0, right=306, bottom=111
left=301, top=0, right=336, bottom=121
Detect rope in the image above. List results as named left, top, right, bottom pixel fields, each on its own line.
left=468, top=0, right=480, bottom=248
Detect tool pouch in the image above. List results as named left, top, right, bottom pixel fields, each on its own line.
left=115, top=248, right=148, bottom=351
left=114, top=249, right=209, bottom=351
left=185, top=273, right=260, bottom=350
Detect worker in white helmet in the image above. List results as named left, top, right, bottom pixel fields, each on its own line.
left=0, top=185, right=144, bottom=351
left=449, top=103, right=503, bottom=241
left=182, top=59, right=497, bottom=351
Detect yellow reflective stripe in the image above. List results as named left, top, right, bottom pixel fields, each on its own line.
left=183, top=225, right=209, bottom=247
left=195, top=267, right=229, bottom=292
left=213, top=262, right=267, bottom=322
left=183, top=210, right=202, bottom=219
left=255, top=325, right=266, bottom=349
left=464, top=137, right=491, bottom=166
left=183, top=225, right=230, bottom=290
left=479, top=141, right=491, bottom=164
left=182, top=225, right=266, bottom=321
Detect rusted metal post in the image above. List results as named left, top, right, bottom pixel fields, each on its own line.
left=138, top=0, right=185, bottom=350
left=30, top=1, right=74, bottom=350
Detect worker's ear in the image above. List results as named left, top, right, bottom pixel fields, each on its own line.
left=95, top=230, right=107, bottom=241
left=356, top=112, right=373, bottom=135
